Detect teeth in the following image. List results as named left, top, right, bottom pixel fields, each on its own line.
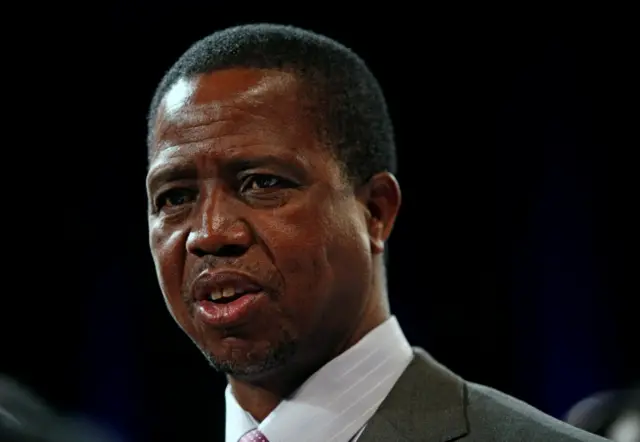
left=209, top=287, right=239, bottom=301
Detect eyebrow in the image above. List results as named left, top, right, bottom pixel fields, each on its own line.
left=146, top=162, right=198, bottom=193
left=227, top=154, right=308, bottom=177
left=146, top=153, right=308, bottom=192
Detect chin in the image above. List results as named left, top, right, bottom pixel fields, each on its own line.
left=199, top=335, right=298, bottom=377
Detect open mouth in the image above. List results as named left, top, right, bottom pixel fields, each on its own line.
left=207, top=288, right=262, bottom=304
left=192, top=272, right=267, bottom=326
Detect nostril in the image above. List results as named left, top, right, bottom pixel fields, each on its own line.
left=214, top=244, right=248, bottom=257
left=189, top=244, right=249, bottom=258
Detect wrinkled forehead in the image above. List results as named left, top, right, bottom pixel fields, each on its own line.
left=152, top=69, right=309, bottom=146
left=147, top=69, right=347, bottom=183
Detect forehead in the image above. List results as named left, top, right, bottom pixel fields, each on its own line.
left=152, top=68, right=311, bottom=150
left=148, top=68, right=344, bottom=184
left=159, top=68, right=301, bottom=118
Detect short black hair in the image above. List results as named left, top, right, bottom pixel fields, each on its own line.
left=147, top=23, right=397, bottom=184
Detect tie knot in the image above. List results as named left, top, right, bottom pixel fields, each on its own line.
left=239, top=428, right=269, bottom=442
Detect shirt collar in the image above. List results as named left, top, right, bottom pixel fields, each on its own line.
left=225, top=315, right=413, bottom=442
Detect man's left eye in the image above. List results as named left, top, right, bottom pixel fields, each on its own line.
left=242, top=174, right=293, bottom=191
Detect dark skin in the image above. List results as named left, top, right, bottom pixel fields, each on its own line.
left=147, top=68, right=401, bottom=421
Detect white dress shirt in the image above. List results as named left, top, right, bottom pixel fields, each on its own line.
left=225, top=315, right=413, bottom=442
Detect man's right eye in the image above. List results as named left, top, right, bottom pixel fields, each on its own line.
left=155, top=188, right=196, bottom=210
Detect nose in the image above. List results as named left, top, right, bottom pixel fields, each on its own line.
left=186, top=191, right=252, bottom=258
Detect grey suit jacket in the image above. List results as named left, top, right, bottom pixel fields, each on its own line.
left=358, top=348, right=608, bottom=442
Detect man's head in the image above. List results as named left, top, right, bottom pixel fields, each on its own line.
left=146, top=24, right=401, bottom=383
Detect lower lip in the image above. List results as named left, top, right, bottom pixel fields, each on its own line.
left=194, top=292, right=265, bottom=327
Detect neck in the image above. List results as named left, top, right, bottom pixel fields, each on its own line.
left=229, top=269, right=390, bottom=422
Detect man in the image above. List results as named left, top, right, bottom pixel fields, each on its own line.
left=146, top=23, right=606, bottom=441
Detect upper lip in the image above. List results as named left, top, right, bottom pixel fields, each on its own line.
left=191, top=270, right=264, bottom=301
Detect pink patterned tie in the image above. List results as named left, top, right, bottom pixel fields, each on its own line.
left=239, top=429, right=269, bottom=442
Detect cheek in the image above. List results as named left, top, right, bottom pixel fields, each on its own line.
left=149, top=223, right=189, bottom=312
left=325, top=203, right=372, bottom=298
left=260, top=201, right=333, bottom=274
left=257, top=198, right=370, bottom=319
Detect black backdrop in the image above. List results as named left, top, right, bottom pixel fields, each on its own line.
left=2, top=6, right=635, bottom=442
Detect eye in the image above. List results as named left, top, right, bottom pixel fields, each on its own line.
left=241, top=174, right=294, bottom=192
left=155, top=188, right=196, bottom=210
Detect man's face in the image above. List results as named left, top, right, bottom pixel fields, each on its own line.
left=147, top=69, right=384, bottom=378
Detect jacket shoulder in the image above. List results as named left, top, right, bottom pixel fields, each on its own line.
left=464, top=382, right=608, bottom=441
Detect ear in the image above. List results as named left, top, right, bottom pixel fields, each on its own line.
left=358, top=172, right=402, bottom=255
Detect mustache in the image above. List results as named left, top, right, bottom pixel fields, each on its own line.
left=181, top=256, right=282, bottom=300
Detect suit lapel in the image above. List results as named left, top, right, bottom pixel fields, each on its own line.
left=358, top=348, right=469, bottom=442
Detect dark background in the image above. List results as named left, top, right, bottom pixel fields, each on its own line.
left=2, top=6, right=635, bottom=442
